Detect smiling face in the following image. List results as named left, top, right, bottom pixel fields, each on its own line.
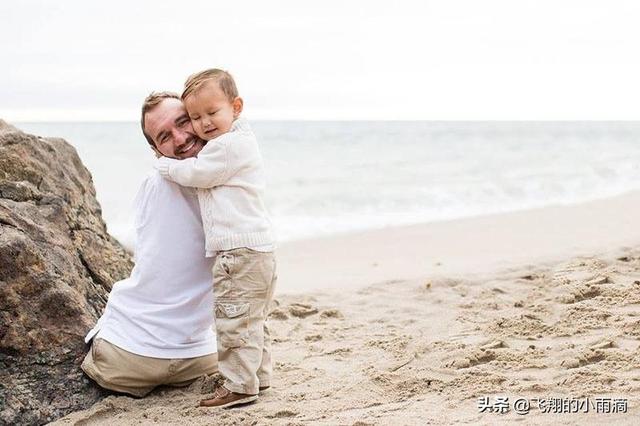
left=143, top=98, right=205, bottom=159
left=183, top=79, right=243, bottom=141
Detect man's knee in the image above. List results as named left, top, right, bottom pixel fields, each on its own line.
left=169, top=352, right=219, bottom=386
left=198, top=352, right=219, bottom=376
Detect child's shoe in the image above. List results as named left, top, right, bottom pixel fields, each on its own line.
left=199, top=386, right=258, bottom=408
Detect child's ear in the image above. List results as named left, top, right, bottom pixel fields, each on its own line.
left=233, top=97, right=244, bottom=118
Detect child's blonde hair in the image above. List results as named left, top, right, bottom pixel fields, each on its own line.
left=182, top=69, right=239, bottom=101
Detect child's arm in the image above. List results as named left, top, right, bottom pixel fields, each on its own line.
left=155, top=132, right=256, bottom=189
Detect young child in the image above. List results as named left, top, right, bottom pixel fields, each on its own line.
left=155, top=69, right=276, bottom=408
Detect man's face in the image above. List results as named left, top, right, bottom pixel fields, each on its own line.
left=144, top=98, right=205, bottom=159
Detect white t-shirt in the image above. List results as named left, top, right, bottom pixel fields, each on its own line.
left=85, top=171, right=216, bottom=359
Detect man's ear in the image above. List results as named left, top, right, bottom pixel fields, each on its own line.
left=233, top=97, right=244, bottom=118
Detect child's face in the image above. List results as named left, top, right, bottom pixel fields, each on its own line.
left=184, top=80, right=243, bottom=141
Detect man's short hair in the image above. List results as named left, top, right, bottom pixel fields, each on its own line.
left=140, top=91, right=181, bottom=148
left=182, top=69, right=239, bottom=102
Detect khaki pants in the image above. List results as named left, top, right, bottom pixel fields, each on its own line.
left=81, top=338, right=218, bottom=397
left=213, top=248, right=277, bottom=395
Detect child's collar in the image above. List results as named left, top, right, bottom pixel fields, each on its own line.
left=231, top=116, right=250, bottom=132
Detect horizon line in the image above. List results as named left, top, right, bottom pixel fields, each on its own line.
left=11, top=118, right=640, bottom=124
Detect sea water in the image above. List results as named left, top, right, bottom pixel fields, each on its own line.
left=16, top=121, right=640, bottom=247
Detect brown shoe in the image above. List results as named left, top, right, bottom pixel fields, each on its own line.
left=199, top=386, right=258, bottom=408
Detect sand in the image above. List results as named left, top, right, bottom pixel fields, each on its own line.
left=277, top=191, right=640, bottom=293
left=53, top=193, right=640, bottom=425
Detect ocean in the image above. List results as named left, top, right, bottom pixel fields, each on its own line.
left=16, top=121, right=640, bottom=248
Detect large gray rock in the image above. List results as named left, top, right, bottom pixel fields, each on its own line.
left=0, top=120, right=133, bottom=425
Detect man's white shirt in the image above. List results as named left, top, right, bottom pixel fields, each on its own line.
left=85, top=171, right=216, bottom=358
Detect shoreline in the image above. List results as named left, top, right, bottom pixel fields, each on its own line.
left=277, top=190, right=640, bottom=294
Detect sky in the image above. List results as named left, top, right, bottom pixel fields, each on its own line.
left=2, top=0, right=640, bottom=121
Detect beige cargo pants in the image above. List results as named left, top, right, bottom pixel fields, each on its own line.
left=213, top=247, right=277, bottom=395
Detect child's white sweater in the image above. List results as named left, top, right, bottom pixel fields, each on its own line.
left=156, top=117, right=274, bottom=256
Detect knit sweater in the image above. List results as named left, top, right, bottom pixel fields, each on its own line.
left=156, top=117, right=274, bottom=256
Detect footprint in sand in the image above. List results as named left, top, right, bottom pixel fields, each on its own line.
left=320, top=308, right=344, bottom=319
left=265, top=409, right=298, bottom=419
left=270, top=307, right=289, bottom=320
left=558, top=285, right=601, bottom=304
left=289, top=303, right=319, bottom=318
left=305, top=334, right=323, bottom=342
left=447, top=350, right=497, bottom=369
left=561, top=349, right=608, bottom=369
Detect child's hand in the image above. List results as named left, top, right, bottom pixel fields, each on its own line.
left=154, top=157, right=169, bottom=171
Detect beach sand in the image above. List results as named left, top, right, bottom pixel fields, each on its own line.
left=53, top=192, right=640, bottom=425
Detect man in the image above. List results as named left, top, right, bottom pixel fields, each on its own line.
left=81, top=92, right=217, bottom=397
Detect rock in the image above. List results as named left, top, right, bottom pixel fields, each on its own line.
left=0, top=120, right=133, bottom=425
